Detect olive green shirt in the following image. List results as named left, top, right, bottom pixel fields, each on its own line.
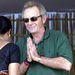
left=17, top=28, right=73, bottom=75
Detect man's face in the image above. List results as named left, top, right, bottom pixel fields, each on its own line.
left=23, top=6, right=45, bottom=34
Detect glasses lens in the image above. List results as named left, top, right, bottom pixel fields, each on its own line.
left=23, top=18, right=29, bottom=23
left=23, top=15, right=41, bottom=23
left=31, top=17, right=37, bottom=21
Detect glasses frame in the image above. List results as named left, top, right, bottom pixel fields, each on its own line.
left=23, top=15, right=42, bottom=23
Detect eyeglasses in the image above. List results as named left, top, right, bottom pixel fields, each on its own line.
left=23, top=15, right=42, bottom=23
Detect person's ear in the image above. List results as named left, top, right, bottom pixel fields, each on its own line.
left=42, top=15, right=47, bottom=24
left=7, top=29, right=11, bottom=37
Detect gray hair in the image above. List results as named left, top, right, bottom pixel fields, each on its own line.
left=22, top=1, right=47, bottom=18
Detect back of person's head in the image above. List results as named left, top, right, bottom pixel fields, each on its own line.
left=0, top=16, right=12, bottom=34
left=22, top=0, right=47, bottom=18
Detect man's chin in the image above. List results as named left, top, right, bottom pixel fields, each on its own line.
left=30, top=31, right=37, bottom=34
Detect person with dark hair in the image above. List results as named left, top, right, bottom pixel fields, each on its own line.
left=17, top=1, right=73, bottom=75
left=0, top=16, right=20, bottom=75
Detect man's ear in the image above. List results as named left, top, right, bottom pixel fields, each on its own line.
left=42, top=15, right=47, bottom=24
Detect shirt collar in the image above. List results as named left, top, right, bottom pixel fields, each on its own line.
left=28, top=27, right=50, bottom=44
left=43, top=27, right=50, bottom=40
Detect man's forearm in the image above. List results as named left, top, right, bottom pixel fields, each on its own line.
left=36, top=56, right=72, bottom=71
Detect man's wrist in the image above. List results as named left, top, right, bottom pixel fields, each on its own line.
left=35, top=57, right=41, bottom=62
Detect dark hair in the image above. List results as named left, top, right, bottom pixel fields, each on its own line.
left=0, top=16, right=12, bottom=34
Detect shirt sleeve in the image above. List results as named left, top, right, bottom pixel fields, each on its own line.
left=9, top=44, right=20, bottom=63
left=57, top=32, right=73, bottom=63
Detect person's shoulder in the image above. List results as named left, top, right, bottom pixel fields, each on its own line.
left=50, top=29, right=66, bottom=36
left=7, top=43, right=19, bottom=48
left=8, top=43, right=20, bottom=52
left=50, top=29, right=63, bottom=34
left=16, top=34, right=29, bottom=45
left=7, top=43, right=20, bottom=59
left=17, top=36, right=27, bottom=42
left=49, top=29, right=67, bottom=40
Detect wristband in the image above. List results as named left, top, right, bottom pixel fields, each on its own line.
left=24, top=57, right=32, bottom=65
left=24, top=62, right=30, bottom=66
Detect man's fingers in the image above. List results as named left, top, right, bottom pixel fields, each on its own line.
left=27, top=49, right=32, bottom=62
left=27, top=39, right=32, bottom=62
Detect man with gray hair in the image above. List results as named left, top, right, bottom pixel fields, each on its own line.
left=17, top=1, right=73, bottom=75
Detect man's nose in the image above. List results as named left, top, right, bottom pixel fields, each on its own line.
left=28, top=19, right=32, bottom=25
